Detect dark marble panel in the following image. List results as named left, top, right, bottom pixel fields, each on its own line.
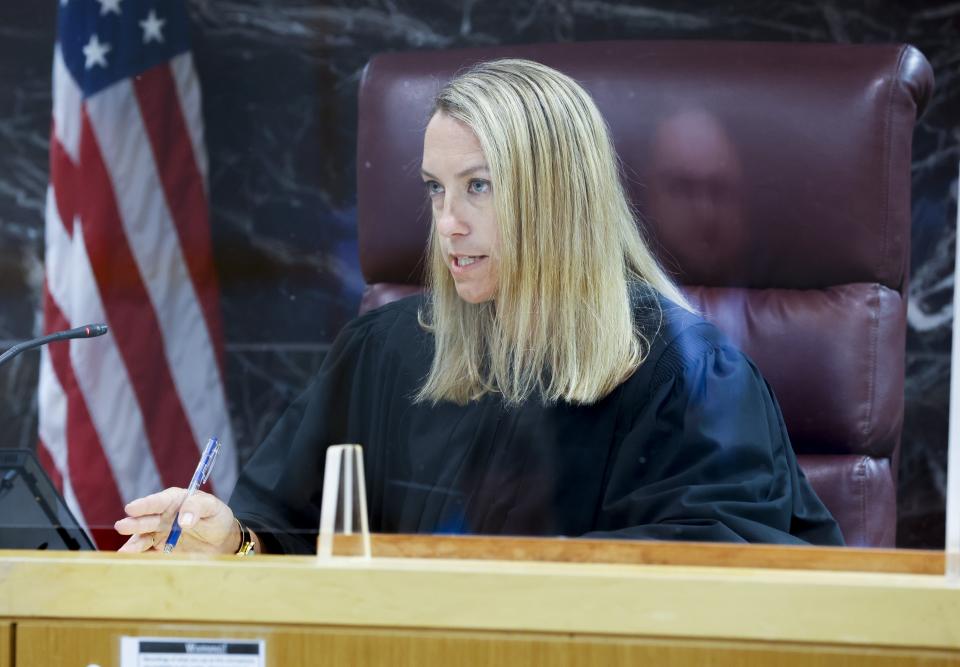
left=224, top=344, right=328, bottom=463
left=0, top=4, right=55, bottom=453
left=0, top=0, right=957, bottom=547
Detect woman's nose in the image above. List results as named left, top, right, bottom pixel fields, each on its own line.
left=436, top=197, right=468, bottom=237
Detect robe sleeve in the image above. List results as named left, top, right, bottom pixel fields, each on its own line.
left=228, top=309, right=398, bottom=554
left=587, top=325, right=844, bottom=546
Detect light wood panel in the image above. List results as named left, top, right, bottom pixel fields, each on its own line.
left=0, top=623, right=11, bottom=667
left=1, top=549, right=959, bottom=650
left=341, top=533, right=945, bottom=574
left=14, top=621, right=960, bottom=667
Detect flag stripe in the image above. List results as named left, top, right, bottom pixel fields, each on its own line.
left=169, top=54, right=209, bottom=191
left=49, top=133, right=79, bottom=235
left=43, top=291, right=125, bottom=534
left=133, top=62, right=226, bottom=377
left=86, top=78, right=237, bottom=495
left=51, top=46, right=81, bottom=162
left=36, top=438, right=64, bottom=494
left=44, top=183, right=165, bottom=502
left=77, top=105, right=199, bottom=488
left=36, top=353, right=87, bottom=530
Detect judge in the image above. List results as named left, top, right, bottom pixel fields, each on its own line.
left=115, top=59, right=843, bottom=555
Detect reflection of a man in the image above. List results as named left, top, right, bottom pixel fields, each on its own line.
left=646, top=109, right=747, bottom=284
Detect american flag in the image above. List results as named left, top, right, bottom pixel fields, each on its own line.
left=39, top=0, right=237, bottom=548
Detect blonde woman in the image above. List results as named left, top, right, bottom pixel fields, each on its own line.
left=116, top=60, right=842, bottom=555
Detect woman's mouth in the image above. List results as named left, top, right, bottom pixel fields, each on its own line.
left=450, top=255, right=488, bottom=274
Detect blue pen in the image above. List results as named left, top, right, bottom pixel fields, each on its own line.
left=163, top=436, right=220, bottom=554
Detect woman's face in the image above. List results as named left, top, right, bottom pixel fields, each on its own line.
left=421, top=112, right=499, bottom=304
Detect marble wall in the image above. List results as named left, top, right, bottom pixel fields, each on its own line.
left=0, top=0, right=956, bottom=548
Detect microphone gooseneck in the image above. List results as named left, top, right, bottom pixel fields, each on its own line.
left=0, top=324, right=110, bottom=368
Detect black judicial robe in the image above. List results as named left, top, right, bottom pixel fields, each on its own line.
left=230, top=293, right=844, bottom=554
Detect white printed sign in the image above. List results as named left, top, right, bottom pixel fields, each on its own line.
left=120, top=637, right=265, bottom=667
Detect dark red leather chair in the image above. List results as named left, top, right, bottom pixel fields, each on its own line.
left=355, top=41, right=934, bottom=547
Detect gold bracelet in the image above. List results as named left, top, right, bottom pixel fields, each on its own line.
left=235, top=518, right=255, bottom=556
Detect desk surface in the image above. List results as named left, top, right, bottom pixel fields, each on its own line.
left=1, top=537, right=958, bottom=652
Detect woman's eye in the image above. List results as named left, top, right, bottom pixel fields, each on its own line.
left=468, top=179, right=490, bottom=194
left=424, top=180, right=443, bottom=196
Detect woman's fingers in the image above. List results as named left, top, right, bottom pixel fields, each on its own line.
left=117, top=534, right=141, bottom=553
left=177, top=492, right=234, bottom=546
left=117, top=532, right=158, bottom=553
left=115, top=488, right=236, bottom=554
left=114, top=514, right=167, bottom=536
left=115, top=487, right=184, bottom=553
left=123, top=487, right=186, bottom=518
left=179, top=492, right=223, bottom=524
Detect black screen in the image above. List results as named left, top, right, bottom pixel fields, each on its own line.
left=0, top=449, right=96, bottom=550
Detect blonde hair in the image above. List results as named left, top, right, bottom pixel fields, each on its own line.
left=416, top=59, right=690, bottom=406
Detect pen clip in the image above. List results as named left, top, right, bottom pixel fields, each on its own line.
left=198, top=437, right=220, bottom=484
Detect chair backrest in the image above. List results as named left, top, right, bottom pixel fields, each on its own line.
left=355, top=41, right=934, bottom=547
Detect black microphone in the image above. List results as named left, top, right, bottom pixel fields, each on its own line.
left=0, top=324, right=109, bottom=368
